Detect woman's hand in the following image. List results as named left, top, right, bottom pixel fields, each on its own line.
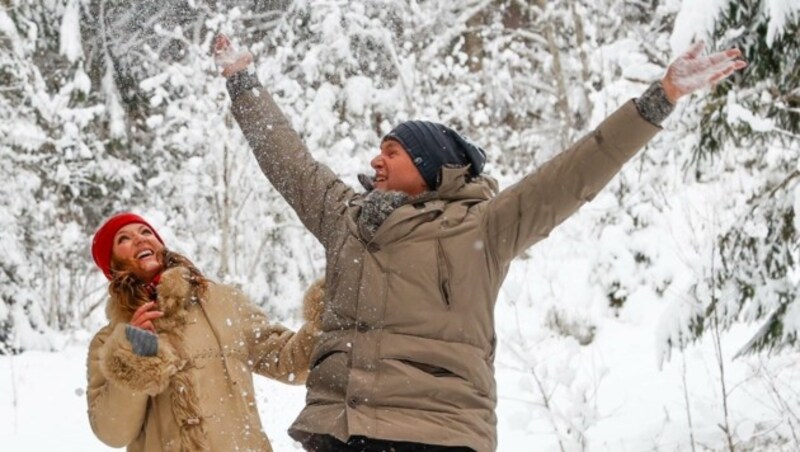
left=213, top=33, right=254, bottom=78
left=130, top=301, right=163, bottom=333
left=661, top=41, right=747, bottom=104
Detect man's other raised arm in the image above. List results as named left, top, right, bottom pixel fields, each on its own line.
left=483, top=41, right=746, bottom=265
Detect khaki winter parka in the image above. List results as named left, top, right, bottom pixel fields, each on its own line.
left=230, top=85, right=660, bottom=451
left=86, top=267, right=323, bottom=451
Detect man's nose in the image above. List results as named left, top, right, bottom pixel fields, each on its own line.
left=370, top=155, right=382, bottom=169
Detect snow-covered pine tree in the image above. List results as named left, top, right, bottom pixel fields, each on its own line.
left=690, top=0, right=800, bottom=354
left=0, top=0, right=267, bottom=352
left=0, top=0, right=139, bottom=353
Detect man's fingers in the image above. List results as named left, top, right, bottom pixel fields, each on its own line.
left=139, top=321, right=155, bottom=333
left=665, top=45, right=746, bottom=98
left=681, top=57, right=746, bottom=84
left=709, top=61, right=745, bottom=85
left=709, top=69, right=732, bottom=85
left=221, top=52, right=254, bottom=78
left=213, top=33, right=230, bottom=55
left=707, top=59, right=747, bottom=82
left=704, top=48, right=742, bottom=66
left=708, top=60, right=746, bottom=84
left=726, top=48, right=743, bottom=59
left=213, top=33, right=254, bottom=78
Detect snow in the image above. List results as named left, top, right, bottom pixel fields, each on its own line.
left=58, top=0, right=83, bottom=63
left=0, top=343, right=305, bottom=450
left=2, top=323, right=789, bottom=451
left=670, top=0, right=732, bottom=54
left=672, top=0, right=800, bottom=51
left=764, top=0, right=800, bottom=46
left=102, top=57, right=126, bottom=139
left=726, top=92, right=776, bottom=132
left=344, top=76, right=373, bottom=116
left=2, top=1, right=799, bottom=450
left=0, top=10, right=22, bottom=56
left=59, top=222, right=83, bottom=249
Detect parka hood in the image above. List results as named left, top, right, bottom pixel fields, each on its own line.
left=435, top=165, right=498, bottom=201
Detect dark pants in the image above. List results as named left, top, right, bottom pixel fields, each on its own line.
left=302, top=434, right=476, bottom=452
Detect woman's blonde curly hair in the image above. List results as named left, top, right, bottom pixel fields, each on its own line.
left=108, top=249, right=209, bottom=321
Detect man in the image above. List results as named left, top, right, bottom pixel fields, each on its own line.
left=215, top=34, right=745, bottom=451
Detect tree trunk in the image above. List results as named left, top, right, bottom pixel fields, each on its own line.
left=503, top=0, right=524, bottom=30
left=218, top=144, right=232, bottom=278
left=464, top=9, right=486, bottom=72
left=536, top=0, right=572, bottom=146
left=569, top=0, right=592, bottom=129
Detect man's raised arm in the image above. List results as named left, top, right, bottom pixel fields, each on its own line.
left=484, top=42, right=746, bottom=264
left=215, top=34, right=354, bottom=249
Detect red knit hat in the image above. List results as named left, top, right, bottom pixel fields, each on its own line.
left=91, top=213, right=165, bottom=280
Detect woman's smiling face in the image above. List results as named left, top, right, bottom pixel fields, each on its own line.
left=111, top=223, right=165, bottom=282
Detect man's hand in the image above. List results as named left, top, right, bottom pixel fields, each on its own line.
left=213, top=33, right=254, bottom=78
left=661, top=41, right=747, bottom=104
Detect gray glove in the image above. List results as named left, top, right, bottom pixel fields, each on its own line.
left=125, top=324, right=158, bottom=357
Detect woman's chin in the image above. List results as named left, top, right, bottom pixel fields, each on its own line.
left=136, top=262, right=163, bottom=282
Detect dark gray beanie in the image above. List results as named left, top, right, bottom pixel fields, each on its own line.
left=383, top=120, right=487, bottom=190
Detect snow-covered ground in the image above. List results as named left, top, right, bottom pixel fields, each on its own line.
left=2, top=1, right=799, bottom=451
left=2, top=310, right=794, bottom=451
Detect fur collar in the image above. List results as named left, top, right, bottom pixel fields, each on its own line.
left=357, top=190, right=413, bottom=241
left=106, top=267, right=196, bottom=332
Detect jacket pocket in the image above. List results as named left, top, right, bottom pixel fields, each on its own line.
left=397, top=359, right=460, bottom=379
left=436, top=239, right=452, bottom=308
left=311, top=350, right=343, bottom=369
left=380, top=334, right=493, bottom=397
left=308, top=332, right=351, bottom=369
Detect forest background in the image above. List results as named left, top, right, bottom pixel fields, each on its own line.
left=1, top=0, right=799, bottom=450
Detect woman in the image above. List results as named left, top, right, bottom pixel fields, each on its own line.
left=86, top=212, right=323, bottom=451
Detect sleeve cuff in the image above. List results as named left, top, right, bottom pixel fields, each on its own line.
left=100, top=323, right=178, bottom=396
left=226, top=70, right=262, bottom=101
left=633, top=81, right=675, bottom=126
left=125, top=325, right=158, bottom=357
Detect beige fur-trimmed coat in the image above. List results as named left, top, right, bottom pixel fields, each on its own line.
left=86, top=267, right=324, bottom=451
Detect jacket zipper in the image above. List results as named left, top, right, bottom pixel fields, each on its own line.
left=436, top=240, right=452, bottom=308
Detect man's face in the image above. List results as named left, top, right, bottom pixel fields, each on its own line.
left=370, top=139, right=427, bottom=195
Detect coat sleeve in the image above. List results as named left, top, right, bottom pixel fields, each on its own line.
left=235, top=291, right=319, bottom=385
left=86, top=324, right=161, bottom=447
left=484, top=100, right=661, bottom=265
left=229, top=81, right=354, bottom=250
